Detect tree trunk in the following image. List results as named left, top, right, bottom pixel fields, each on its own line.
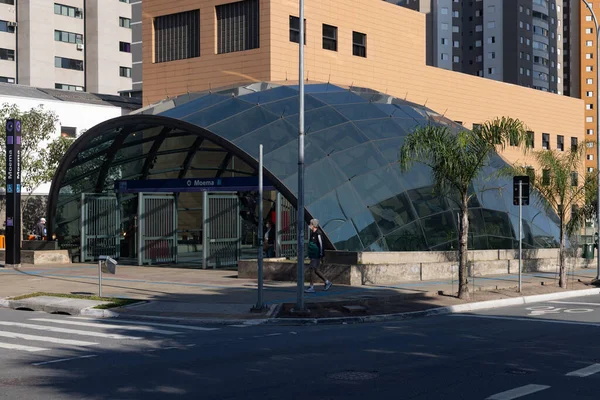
left=458, top=197, right=470, bottom=300
left=558, top=221, right=566, bottom=289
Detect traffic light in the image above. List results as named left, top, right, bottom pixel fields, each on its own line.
left=239, top=192, right=258, bottom=225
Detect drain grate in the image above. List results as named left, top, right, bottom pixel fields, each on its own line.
left=327, top=371, right=379, bottom=381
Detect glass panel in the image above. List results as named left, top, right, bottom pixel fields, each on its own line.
left=285, top=105, right=348, bottom=133
left=468, top=208, right=487, bottom=237
left=329, top=143, right=387, bottom=180
left=335, top=182, right=367, bottom=221
left=309, top=91, right=368, bottom=105
left=373, top=137, right=404, bottom=163
left=263, top=139, right=325, bottom=180
left=366, top=238, right=389, bottom=252
left=182, top=98, right=253, bottom=127
left=481, top=209, right=514, bottom=238
left=352, top=211, right=382, bottom=249
left=306, top=191, right=348, bottom=234
left=351, top=166, right=405, bottom=207
left=370, top=192, right=416, bottom=234
left=306, top=122, right=369, bottom=155
left=395, top=162, right=433, bottom=191
left=353, top=118, right=407, bottom=140
left=407, top=186, right=449, bottom=218
left=392, top=118, right=422, bottom=134
left=158, top=94, right=229, bottom=119
left=420, top=211, right=458, bottom=248
left=391, top=103, right=432, bottom=122
left=262, top=94, right=326, bottom=117
left=147, top=152, right=187, bottom=178
left=477, top=181, right=508, bottom=213
left=333, top=103, right=388, bottom=120
left=209, top=106, right=279, bottom=141
left=385, top=222, right=427, bottom=251
left=287, top=83, right=346, bottom=93
left=327, top=220, right=363, bottom=251
left=233, top=119, right=298, bottom=158
left=238, top=85, right=298, bottom=104
left=284, top=158, right=347, bottom=204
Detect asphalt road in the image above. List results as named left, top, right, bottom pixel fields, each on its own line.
left=1, top=295, right=600, bottom=399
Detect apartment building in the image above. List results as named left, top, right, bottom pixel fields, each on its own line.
left=580, top=1, right=598, bottom=172
left=0, top=0, right=133, bottom=94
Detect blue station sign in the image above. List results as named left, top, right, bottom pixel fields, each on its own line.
left=114, top=177, right=275, bottom=193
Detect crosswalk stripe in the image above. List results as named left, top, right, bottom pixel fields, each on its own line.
left=566, top=363, right=600, bottom=377
left=70, top=317, right=219, bottom=331
left=0, top=321, right=142, bottom=340
left=0, top=330, right=98, bottom=346
left=0, top=342, right=49, bottom=352
left=29, top=318, right=182, bottom=335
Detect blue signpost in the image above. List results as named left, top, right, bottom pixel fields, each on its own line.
left=5, top=119, right=22, bottom=266
left=114, top=177, right=274, bottom=193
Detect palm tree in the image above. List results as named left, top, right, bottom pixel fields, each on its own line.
left=399, top=117, right=530, bottom=300
left=506, top=144, right=588, bottom=288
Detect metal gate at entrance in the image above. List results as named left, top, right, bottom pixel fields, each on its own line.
left=202, top=192, right=241, bottom=268
left=80, top=193, right=120, bottom=262
left=138, top=193, right=177, bottom=265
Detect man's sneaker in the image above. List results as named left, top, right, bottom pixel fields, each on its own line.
left=324, top=281, right=332, bottom=291
left=305, top=286, right=316, bottom=293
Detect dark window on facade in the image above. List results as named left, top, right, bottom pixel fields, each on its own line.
left=216, top=0, right=260, bottom=54
left=542, top=133, right=550, bottom=149
left=0, top=0, right=15, bottom=4
left=120, top=66, right=132, bottom=78
left=0, top=20, right=15, bottom=33
left=323, top=24, right=337, bottom=51
left=571, top=137, right=578, bottom=151
left=526, top=167, right=535, bottom=183
left=119, top=41, right=132, bottom=53
left=289, top=16, right=306, bottom=44
left=55, top=83, right=84, bottom=91
left=542, top=169, right=550, bottom=185
left=54, top=3, right=83, bottom=18
left=60, top=126, right=77, bottom=138
left=571, top=171, right=579, bottom=187
left=557, top=135, right=564, bottom=151
left=0, top=76, right=14, bottom=83
left=154, top=10, right=199, bottom=62
left=353, top=31, right=367, bottom=57
left=0, top=48, right=14, bottom=61
left=54, top=56, right=83, bottom=71
left=526, top=131, right=534, bottom=148
left=54, top=30, right=83, bottom=44
left=119, top=17, right=131, bottom=28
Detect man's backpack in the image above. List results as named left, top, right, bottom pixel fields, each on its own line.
left=307, top=241, right=320, bottom=259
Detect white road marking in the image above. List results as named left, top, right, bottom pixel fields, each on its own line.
left=566, top=363, right=600, bottom=377
left=451, top=314, right=600, bottom=327
left=486, top=384, right=550, bottom=400
left=549, top=301, right=600, bottom=307
left=0, top=342, right=48, bottom=352
left=70, top=317, right=219, bottom=331
left=30, top=318, right=181, bottom=335
left=0, top=321, right=142, bottom=340
left=230, top=325, right=251, bottom=328
left=32, top=355, right=98, bottom=366
left=0, top=330, right=98, bottom=346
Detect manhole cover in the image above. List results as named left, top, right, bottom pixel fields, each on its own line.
left=327, top=371, right=379, bottom=381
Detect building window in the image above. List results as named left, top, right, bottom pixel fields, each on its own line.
left=119, top=0, right=131, bottom=3
left=54, top=3, right=83, bottom=18
left=488, top=67, right=495, bottom=74
left=586, top=28, right=594, bottom=34
left=557, top=135, right=564, bottom=151
left=588, top=129, right=594, bottom=135
left=453, top=40, right=460, bottom=48
left=54, top=56, right=83, bottom=71
left=587, top=66, right=594, bottom=72
left=587, top=116, right=594, bottom=123
left=571, top=137, right=578, bottom=151
left=476, top=25, right=483, bottom=32
left=542, top=169, right=550, bottom=185
left=322, top=24, right=337, bottom=51
left=526, top=131, right=535, bottom=148
left=352, top=31, right=367, bottom=58
left=55, top=83, right=84, bottom=92
left=587, top=53, right=593, bottom=59
left=154, top=10, right=200, bottom=62
left=587, top=40, right=594, bottom=47
left=588, top=78, right=594, bottom=84
left=453, top=55, right=460, bottom=63
left=487, top=21, right=495, bottom=28
left=0, top=76, right=14, bottom=83
left=289, top=16, right=306, bottom=44
left=542, top=133, right=550, bottom=150
left=119, top=17, right=131, bottom=28
left=441, top=7, right=448, bottom=14
left=475, top=40, right=482, bottom=47
left=587, top=15, right=593, bottom=22
left=441, top=53, right=449, bottom=61
left=0, top=0, right=15, bottom=4
left=120, top=66, right=132, bottom=78
left=60, top=126, right=77, bottom=138
left=119, top=41, right=131, bottom=53
left=0, top=20, right=15, bottom=33
left=488, top=36, right=496, bottom=44
left=54, top=30, right=83, bottom=44
left=587, top=104, right=594, bottom=110
left=216, top=0, right=260, bottom=54
left=441, top=38, right=447, bottom=45
left=571, top=171, right=579, bottom=187
left=488, top=52, right=495, bottom=59
left=0, top=47, right=14, bottom=61
left=452, top=25, right=459, bottom=33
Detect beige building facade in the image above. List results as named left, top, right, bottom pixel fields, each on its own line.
left=142, top=0, right=584, bottom=171
left=0, top=0, right=133, bottom=94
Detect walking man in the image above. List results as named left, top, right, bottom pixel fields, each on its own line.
left=305, top=219, right=332, bottom=293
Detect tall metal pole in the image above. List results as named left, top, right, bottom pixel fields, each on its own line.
left=255, top=144, right=265, bottom=310
left=518, top=181, right=523, bottom=293
left=296, top=0, right=306, bottom=311
left=583, top=0, right=600, bottom=281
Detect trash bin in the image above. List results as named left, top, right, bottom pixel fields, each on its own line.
left=583, top=243, right=594, bottom=260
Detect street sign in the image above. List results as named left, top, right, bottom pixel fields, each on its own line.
left=513, top=176, right=530, bottom=206
left=5, top=119, right=22, bottom=266
left=114, top=177, right=275, bottom=193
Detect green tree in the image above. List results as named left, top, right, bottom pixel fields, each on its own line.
left=506, top=144, right=588, bottom=288
left=400, top=117, right=530, bottom=300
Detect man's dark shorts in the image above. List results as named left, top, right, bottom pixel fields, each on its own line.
left=308, top=258, right=321, bottom=269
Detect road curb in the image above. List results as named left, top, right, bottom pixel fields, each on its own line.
left=80, top=307, right=120, bottom=318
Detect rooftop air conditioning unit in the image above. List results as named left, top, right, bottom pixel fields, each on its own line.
left=7, top=21, right=17, bottom=27
left=76, top=43, right=84, bottom=51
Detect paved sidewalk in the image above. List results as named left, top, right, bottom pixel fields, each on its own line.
left=0, top=262, right=598, bottom=320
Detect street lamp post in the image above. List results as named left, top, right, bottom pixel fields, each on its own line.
left=296, top=0, right=306, bottom=311
left=582, top=0, right=600, bottom=281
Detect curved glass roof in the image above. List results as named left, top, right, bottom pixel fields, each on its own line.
left=48, top=82, right=560, bottom=251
